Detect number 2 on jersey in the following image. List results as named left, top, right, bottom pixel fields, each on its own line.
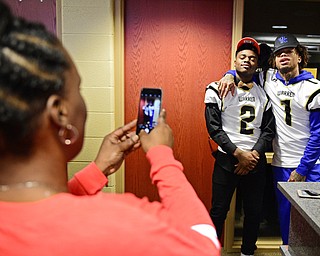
left=240, top=106, right=255, bottom=135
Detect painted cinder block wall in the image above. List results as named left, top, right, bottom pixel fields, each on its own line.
left=61, top=0, right=117, bottom=192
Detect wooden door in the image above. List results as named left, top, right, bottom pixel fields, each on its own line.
left=124, top=0, right=233, bottom=210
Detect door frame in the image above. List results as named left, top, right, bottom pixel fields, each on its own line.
left=223, top=0, right=243, bottom=251
left=114, top=0, right=125, bottom=193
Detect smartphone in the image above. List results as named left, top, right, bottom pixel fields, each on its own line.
left=297, top=189, right=320, bottom=198
left=302, top=189, right=320, bottom=196
left=136, top=88, right=162, bottom=134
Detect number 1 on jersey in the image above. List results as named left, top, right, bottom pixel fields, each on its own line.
left=281, top=100, right=292, bottom=126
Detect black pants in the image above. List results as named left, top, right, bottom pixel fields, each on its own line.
left=210, top=151, right=266, bottom=255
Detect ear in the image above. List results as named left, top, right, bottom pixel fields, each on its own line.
left=46, top=95, right=68, bottom=127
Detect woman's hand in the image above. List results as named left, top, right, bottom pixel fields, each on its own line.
left=94, top=120, right=140, bottom=176
left=139, top=109, right=173, bottom=153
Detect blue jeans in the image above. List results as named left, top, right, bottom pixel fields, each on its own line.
left=272, top=165, right=320, bottom=244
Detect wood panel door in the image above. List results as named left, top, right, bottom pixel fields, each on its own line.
left=124, top=0, right=233, bottom=210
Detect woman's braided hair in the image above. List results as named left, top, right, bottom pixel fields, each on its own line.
left=0, top=1, right=69, bottom=155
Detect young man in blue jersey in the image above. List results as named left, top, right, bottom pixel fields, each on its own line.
left=204, top=37, right=275, bottom=256
left=219, top=34, right=320, bottom=245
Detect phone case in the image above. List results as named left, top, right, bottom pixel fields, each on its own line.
left=297, top=189, right=320, bottom=199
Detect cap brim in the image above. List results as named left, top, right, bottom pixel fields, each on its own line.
left=273, top=44, right=298, bottom=53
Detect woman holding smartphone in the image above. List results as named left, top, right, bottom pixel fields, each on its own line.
left=0, top=2, right=220, bottom=255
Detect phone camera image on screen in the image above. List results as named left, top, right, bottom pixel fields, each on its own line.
left=136, top=88, right=162, bottom=134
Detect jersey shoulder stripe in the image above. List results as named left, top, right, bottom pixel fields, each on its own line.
left=205, top=82, right=220, bottom=104
left=206, top=82, right=219, bottom=93
left=307, top=88, right=320, bottom=111
left=307, top=78, right=320, bottom=84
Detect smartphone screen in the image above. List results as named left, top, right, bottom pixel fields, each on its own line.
left=136, top=88, right=162, bottom=134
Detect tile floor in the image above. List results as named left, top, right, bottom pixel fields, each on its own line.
left=221, top=250, right=281, bottom=256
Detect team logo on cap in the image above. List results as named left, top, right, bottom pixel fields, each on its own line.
left=277, top=36, right=288, bottom=45
left=243, top=40, right=253, bottom=44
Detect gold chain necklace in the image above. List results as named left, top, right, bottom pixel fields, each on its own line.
left=0, top=181, right=59, bottom=197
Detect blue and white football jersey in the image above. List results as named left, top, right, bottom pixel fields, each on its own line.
left=262, top=69, right=320, bottom=167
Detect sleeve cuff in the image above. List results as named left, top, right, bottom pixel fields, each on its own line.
left=73, top=162, right=108, bottom=194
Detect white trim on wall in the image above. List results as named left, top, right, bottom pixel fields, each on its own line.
left=114, top=0, right=125, bottom=193
left=55, top=0, right=62, bottom=39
